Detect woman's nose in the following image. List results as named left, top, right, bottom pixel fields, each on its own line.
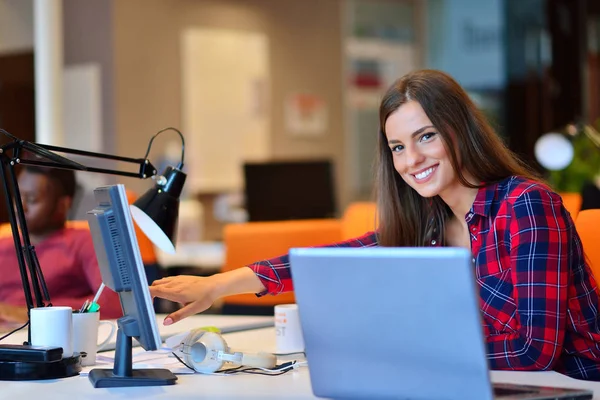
left=404, top=145, right=425, bottom=167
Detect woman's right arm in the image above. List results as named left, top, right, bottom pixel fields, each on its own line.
left=150, top=231, right=379, bottom=325
left=249, top=231, right=379, bottom=295
left=149, top=267, right=266, bottom=325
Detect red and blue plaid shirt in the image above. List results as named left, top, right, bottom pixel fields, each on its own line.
left=249, top=176, right=600, bottom=380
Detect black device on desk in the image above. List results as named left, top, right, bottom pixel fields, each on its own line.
left=0, top=344, right=62, bottom=362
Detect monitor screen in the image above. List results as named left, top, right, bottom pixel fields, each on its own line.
left=86, top=184, right=176, bottom=387
left=244, top=160, right=336, bottom=222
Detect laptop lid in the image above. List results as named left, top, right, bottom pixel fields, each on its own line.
left=288, top=247, right=593, bottom=400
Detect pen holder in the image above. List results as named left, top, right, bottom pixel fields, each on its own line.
left=72, top=311, right=116, bottom=366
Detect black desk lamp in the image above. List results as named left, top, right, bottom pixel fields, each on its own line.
left=0, top=127, right=186, bottom=380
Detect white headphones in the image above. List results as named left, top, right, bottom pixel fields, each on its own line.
left=166, top=328, right=277, bottom=374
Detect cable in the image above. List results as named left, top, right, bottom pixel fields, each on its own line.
left=170, top=349, right=306, bottom=376
left=273, top=351, right=306, bottom=357
left=171, top=351, right=195, bottom=372
left=143, top=127, right=185, bottom=170
left=0, top=320, right=29, bottom=342
left=218, top=360, right=304, bottom=376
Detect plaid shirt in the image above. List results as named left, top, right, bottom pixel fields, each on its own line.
left=249, top=176, right=600, bottom=380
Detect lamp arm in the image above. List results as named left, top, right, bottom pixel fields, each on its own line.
left=0, top=158, right=38, bottom=312
left=0, top=127, right=184, bottom=345
left=30, top=144, right=158, bottom=179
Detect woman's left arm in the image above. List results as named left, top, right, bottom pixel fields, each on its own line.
left=486, top=187, right=570, bottom=371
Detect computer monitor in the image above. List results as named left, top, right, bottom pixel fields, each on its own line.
left=85, top=184, right=177, bottom=388
left=244, top=160, right=336, bottom=222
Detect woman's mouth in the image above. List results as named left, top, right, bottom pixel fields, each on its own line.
left=411, top=165, right=438, bottom=183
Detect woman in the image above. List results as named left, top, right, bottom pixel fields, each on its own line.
left=150, top=70, right=600, bottom=380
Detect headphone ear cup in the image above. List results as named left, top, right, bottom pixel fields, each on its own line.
left=183, top=330, right=229, bottom=374
left=179, top=329, right=277, bottom=373
left=240, top=351, right=277, bottom=369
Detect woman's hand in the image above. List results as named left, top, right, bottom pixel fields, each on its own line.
left=150, top=275, right=219, bottom=325
left=149, top=267, right=266, bottom=325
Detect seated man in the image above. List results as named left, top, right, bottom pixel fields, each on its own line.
left=0, top=166, right=122, bottom=322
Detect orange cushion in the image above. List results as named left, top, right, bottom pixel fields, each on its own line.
left=341, top=202, right=377, bottom=239
left=559, top=192, right=582, bottom=220
left=222, top=219, right=343, bottom=306
left=576, top=209, right=600, bottom=282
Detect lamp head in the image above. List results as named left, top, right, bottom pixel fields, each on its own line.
left=130, top=165, right=187, bottom=253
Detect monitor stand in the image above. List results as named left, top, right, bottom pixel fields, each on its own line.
left=88, top=317, right=177, bottom=388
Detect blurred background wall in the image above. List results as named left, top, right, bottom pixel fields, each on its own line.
left=1, top=0, right=599, bottom=231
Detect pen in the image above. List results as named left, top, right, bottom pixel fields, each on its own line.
left=86, top=282, right=105, bottom=313
left=79, top=299, right=89, bottom=313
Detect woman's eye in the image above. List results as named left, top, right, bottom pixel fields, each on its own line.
left=391, top=145, right=404, bottom=152
left=420, top=132, right=436, bottom=142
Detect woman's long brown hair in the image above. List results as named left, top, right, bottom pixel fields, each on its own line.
left=376, top=69, right=540, bottom=247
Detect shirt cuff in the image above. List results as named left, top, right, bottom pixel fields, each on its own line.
left=247, top=263, right=272, bottom=297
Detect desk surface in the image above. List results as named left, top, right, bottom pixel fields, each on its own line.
left=5, top=314, right=274, bottom=352
left=2, top=315, right=600, bottom=399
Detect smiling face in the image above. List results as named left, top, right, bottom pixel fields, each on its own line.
left=384, top=100, right=460, bottom=199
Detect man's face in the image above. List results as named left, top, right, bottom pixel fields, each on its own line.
left=18, top=171, right=68, bottom=235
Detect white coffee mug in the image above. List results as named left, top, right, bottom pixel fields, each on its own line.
left=274, top=303, right=305, bottom=354
left=72, top=311, right=117, bottom=366
left=30, top=306, right=73, bottom=358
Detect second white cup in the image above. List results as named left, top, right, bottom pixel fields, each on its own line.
left=72, top=311, right=117, bottom=366
left=274, top=303, right=305, bottom=354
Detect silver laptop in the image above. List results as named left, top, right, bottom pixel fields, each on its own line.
left=289, top=247, right=593, bottom=400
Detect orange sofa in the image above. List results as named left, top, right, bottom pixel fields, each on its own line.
left=221, top=219, right=343, bottom=308
left=575, top=209, right=600, bottom=282
left=220, top=202, right=378, bottom=311
left=559, top=192, right=583, bottom=220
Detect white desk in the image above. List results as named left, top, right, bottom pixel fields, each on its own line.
left=5, top=314, right=274, bottom=352
left=2, top=316, right=600, bottom=399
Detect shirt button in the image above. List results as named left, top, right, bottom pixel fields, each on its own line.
left=472, top=258, right=476, bottom=263
left=471, top=227, right=477, bottom=232
left=431, top=240, right=437, bottom=245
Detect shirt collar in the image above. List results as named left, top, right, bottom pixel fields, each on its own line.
left=470, top=181, right=498, bottom=217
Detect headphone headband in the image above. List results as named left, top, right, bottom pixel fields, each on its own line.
left=173, top=328, right=276, bottom=373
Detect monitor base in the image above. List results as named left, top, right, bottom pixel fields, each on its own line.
left=0, top=353, right=81, bottom=380
left=88, top=368, right=178, bottom=388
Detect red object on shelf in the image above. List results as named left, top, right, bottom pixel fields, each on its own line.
left=352, top=73, right=382, bottom=88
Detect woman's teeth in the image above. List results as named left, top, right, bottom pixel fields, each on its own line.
left=415, top=167, right=434, bottom=180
